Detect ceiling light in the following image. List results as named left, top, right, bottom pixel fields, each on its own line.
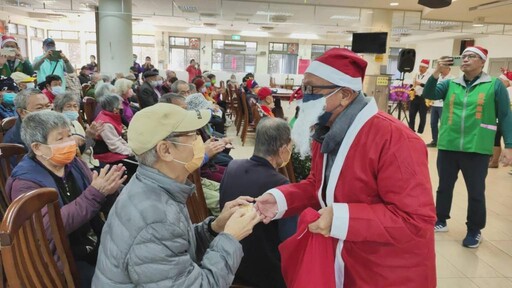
left=290, top=33, right=319, bottom=39
left=472, top=16, right=485, bottom=27
left=330, top=15, right=360, bottom=20
left=256, top=11, right=293, bottom=17
left=390, top=2, right=399, bottom=6
left=472, top=23, right=485, bottom=27
left=187, top=27, right=220, bottom=34
left=240, top=31, right=269, bottom=37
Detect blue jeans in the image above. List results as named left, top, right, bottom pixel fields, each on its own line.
left=430, top=106, right=443, bottom=143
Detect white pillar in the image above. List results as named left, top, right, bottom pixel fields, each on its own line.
left=366, top=9, right=393, bottom=75
left=97, top=0, right=133, bottom=77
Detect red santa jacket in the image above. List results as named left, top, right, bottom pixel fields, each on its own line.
left=269, top=100, right=436, bottom=288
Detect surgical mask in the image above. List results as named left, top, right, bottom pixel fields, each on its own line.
left=302, top=88, right=341, bottom=126
left=41, top=141, right=77, bottom=166
left=51, top=86, right=64, bottom=95
left=25, top=83, right=35, bottom=89
left=150, top=81, right=158, bottom=88
left=2, top=92, right=16, bottom=105
left=157, top=80, right=163, bottom=86
left=205, top=82, right=211, bottom=88
left=211, top=80, right=216, bottom=85
left=279, top=146, right=292, bottom=168
left=171, top=137, right=205, bottom=173
left=63, top=111, right=79, bottom=121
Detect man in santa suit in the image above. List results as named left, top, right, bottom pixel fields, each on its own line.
left=256, top=48, right=437, bottom=287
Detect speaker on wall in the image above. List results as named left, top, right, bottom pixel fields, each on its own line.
left=398, top=49, right=416, bottom=73
left=418, top=0, right=452, bottom=8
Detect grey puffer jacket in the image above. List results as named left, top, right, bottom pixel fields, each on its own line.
left=92, top=164, right=243, bottom=287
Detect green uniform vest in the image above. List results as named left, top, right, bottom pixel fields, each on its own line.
left=438, top=78, right=497, bottom=155
left=0, top=61, right=25, bottom=77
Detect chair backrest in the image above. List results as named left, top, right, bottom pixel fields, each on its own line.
left=1, top=117, right=16, bottom=133
left=186, top=169, right=209, bottom=224
left=0, top=188, right=80, bottom=288
left=0, top=144, right=26, bottom=215
left=81, top=84, right=91, bottom=98
left=82, top=97, right=97, bottom=125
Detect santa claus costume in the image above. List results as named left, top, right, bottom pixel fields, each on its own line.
left=267, top=48, right=437, bottom=287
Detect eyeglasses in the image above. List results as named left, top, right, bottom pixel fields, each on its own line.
left=461, top=54, right=480, bottom=60
left=301, top=84, right=341, bottom=95
left=178, top=90, right=190, bottom=96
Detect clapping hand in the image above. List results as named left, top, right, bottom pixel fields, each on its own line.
left=91, top=164, right=127, bottom=195
left=86, top=121, right=105, bottom=139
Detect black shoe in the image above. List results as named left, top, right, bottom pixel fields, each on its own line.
left=426, top=141, right=437, bottom=148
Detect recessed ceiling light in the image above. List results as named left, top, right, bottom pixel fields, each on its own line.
left=240, top=31, right=269, bottom=37
left=290, top=33, right=319, bottom=39
left=472, top=23, right=485, bottom=27
left=390, top=2, right=399, bottom=6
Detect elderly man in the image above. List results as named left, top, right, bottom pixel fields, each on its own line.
left=171, top=79, right=190, bottom=96
left=137, top=70, right=160, bottom=109
left=256, top=48, right=436, bottom=287
left=93, top=103, right=261, bottom=287
left=3, top=88, right=51, bottom=147
left=33, top=38, right=74, bottom=90
left=424, top=46, right=512, bottom=248
left=220, top=117, right=296, bottom=288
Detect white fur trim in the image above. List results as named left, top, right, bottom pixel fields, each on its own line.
left=325, top=98, right=379, bottom=206
left=305, top=61, right=363, bottom=91
left=266, top=188, right=288, bottom=220
left=335, top=240, right=344, bottom=288
left=317, top=154, right=327, bottom=209
left=330, top=203, right=349, bottom=240
left=463, top=47, right=487, bottom=61
left=420, top=63, right=429, bottom=67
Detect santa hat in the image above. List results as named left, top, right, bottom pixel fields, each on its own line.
left=463, top=46, right=488, bottom=61
left=500, top=71, right=512, bottom=82
left=420, top=59, right=430, bottom=67
left=1, top=35, right=17, bottom=48
left=257, top=87, right=272, bottom=100
left=304, top=48, right=367, bottom=91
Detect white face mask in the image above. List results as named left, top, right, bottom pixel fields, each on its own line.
left=51, top=86, right=64, bottom=95
left=157, top=80, right=163, bottom=86
left=26, top=83, right=35, bottom=89
left=150, top=81, right=158, bottom=88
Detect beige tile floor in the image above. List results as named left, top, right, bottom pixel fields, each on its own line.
left=225, top=101, right=512, bottom=287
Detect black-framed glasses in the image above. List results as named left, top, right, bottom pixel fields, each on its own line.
left=301, top=84, right=341, bottom=94
left=461, top=54, right=480, bottom=60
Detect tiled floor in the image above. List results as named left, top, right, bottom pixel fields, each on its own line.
left=224, top=101, right=512, bottom=287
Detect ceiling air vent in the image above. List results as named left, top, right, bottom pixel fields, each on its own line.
left=260, top=26, right=274, bottom=31
left=178, top=5, right=198, bottom=13
left=203, top=23, right=217, bottom=27
left=271, top=15, right=288, bottom=23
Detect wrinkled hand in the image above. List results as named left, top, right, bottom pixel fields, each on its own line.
left=255, top=193, right=278, bottom=224
left=86, top=121, right=105, bottom=139
left=204, top=138, right=225, bottom=158
left=500, top=148, right=512, bottom=167
left=72, top=135, right=86, bottom=147
left=223, top=207, right=262, bottom=241
left=211, top=196, right=254, bottom=233
left=308, top=206, right=333, bottom=237
left=90, top=164, right=127, bottom=195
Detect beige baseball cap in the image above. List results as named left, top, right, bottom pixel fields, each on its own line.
left=127, top=103, right=211, bottom=155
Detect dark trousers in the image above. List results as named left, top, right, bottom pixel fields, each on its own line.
left=430, top=106, right=443, bottom=143
left=409, top=96, right=427, bottom=133
left=436, top=150, right=490, bottom=232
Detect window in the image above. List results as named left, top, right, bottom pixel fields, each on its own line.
left=212, top=40, right=257, bottom=73
left=311, top=44, right=340, bottom=60
left=133, top=34, right=156, bottom=68
left=268, top=42, right=299, bottom=74
left=169, top=36, right=200, bottom=70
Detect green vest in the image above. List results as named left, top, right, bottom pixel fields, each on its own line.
left=438, top=78, right=497, bottom=155
left=0, top=61, right=24, bottom=77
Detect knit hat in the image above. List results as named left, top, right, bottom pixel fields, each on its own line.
left=463, top=46, right=488, bottom=61
left=0, top=77, right=19, bottom=92
left=194, top=78, right=205, bottom=91
left=420, top=59, right=430, bottom=67
left=257, top=87, right=272, bottom=100
left=1, top=35, right=16, bottom=48
left=304, top=48, right=367, bottom=91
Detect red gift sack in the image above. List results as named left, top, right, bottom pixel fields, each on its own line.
left=279, top=208, right=338, bottom=288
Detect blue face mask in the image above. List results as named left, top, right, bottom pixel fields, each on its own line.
left=2, top=92, right=16, bottom=105
left=205, top=82, right=212, bottom=88
left=302, top=88, right=341, bottom=126
left=63, top=110, right=79, bottom=121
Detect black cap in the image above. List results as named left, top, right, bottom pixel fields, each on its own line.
left=43, top=38, right=55, bottom=48
left=0, top=77, right=19, bottom=92
left=143, top=70, right=159, bottom=78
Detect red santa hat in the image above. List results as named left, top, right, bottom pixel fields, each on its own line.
left=420, top=59, right=430, bottom=67
left=304, top=48, right=367, bottom=91
left=257, top=87, right=272, bottom=100
left=1, top=35, right=17, bottom=48
left=463, top=46, right=488, bottom=61
left=500, top=71, right=512, bottom=82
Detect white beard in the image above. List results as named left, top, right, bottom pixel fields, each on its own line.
left=291, top=97, right=326, bottom=158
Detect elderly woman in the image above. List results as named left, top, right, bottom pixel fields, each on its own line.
left=114, top=78, right=135, bottom=124
left=53, top=92, right=101, bottom=168
left=6, top=110, right=126, bottom=287
left=187, top=92, right=225, bottom=134
left=93, top=83, right=117, bottom=119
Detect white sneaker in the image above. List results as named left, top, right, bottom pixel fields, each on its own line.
left=434, top=221, right=449, bottom=232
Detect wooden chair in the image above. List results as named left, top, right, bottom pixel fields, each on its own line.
left=186, top=169, right=209, bottom=224
left=239, top=93, right=256, bottom=146
left=1, top=117, right=16, bottom=133
left=0, top=144, right=26, bottom=218
left=83, top=97, right=97, bottom=125
left=0, top=188, right=80, bottom=288
left=81, top=83, right=91, bottom=98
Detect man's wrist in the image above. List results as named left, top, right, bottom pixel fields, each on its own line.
left=208, top=217, right=220, bottom=236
